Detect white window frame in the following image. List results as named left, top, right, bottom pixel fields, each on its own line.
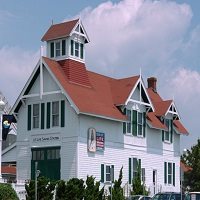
left=71, top=39, right=84, bottom=60
left=137, top=112, right=143, bottom=137
left=32, top=103, right=40, bottom=129
left=51, top=101, right=60, bottom=127
left=50, top=39, right=66, bottom=58
left=164, top=119, right=171, bottom=142
left=130, top=157, right=141, bottom=182
left=165, top=162, right=174, bottom=185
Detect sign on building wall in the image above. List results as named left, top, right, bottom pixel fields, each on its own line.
left=88, top=128, right=105, bottom=152
left=96, top=132, right=105, bottom=151
left=88, top=128, right=96, bottom=152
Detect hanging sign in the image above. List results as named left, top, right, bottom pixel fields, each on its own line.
left=96, top=132, right=105, bottom=151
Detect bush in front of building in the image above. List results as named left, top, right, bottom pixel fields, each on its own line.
left=0, top=183, right=19, bottom=200
left=108, top=166, right=125, bottom=200
left=84, top=175, right=104, bottom=200
left=25, top=176, right=56, bottom=200
left=131, top=166, right=148, bottom=196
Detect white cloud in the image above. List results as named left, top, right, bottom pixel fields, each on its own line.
left=79, top=0, right=192, bottom=77
left=0, top=46, right=39, bottom=105
left=159, top=68, right=200, bottom=150
left=0, top=10, right=15, bottom=24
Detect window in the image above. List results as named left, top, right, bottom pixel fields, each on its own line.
left=162, top=119, right=173, bottom=143
left=52, top=101, right=59, bottom=127
left=47, top=149, right=60, bottom=160
left=164, top=162, right=175, bottom=185
left=70, top=39, right=84, bottom=59
left=32, top=150, right=44, bottom=160
left=129, top=157, right=141, bottom=184
left=50, top=40, right=66, bottom=58
left=75, top=42, right=79, bottom=57
left=33, top=104, right=39, bottom=129
left=55, top=41, right=61, bottom=57
left=123, top=109, right=146, bottom=137
left=138, top=112, right=143, bottom=136
left=101, top=164, right=114, bottom=183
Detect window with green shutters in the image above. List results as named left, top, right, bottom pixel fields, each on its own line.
left=164, top=162, right=175, bottom=186
left=50, top=39, right=66, bottom=58
left=123, top=109, right=146, bottom=137
left=70, top=39, right=84, bottom=60
left=27, top=101, right=65, bottom=130
left=128, top=157, right=141, bottom=184
left=100, top=164, right=114, bottom=183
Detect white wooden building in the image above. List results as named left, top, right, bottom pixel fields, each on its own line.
left=9, top=18, right=188, bottom=196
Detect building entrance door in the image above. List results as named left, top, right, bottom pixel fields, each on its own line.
left=31, top=147, right=60, bottom=180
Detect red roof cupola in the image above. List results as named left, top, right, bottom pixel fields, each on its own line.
left=41, top=18, right=90, bottom=63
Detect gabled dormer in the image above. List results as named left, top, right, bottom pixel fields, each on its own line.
left=41, top=18, right=90, bottom=62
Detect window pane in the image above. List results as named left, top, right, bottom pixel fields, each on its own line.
left=127, top=110, right=131, bottom=133
left=106, top=165, right=111, bottom=182
left=138, top=112, right=142, bottom=124
left=33, top=104, right=39, bottom=129
left=55, top=42, right=60, bottom=57
left=75, top=42, right=79, bottom=57
left=138, top=124, right=143, bottom=136
left=168, top=163, right=172, bottom=184
left=52, top=101, right=59, bottom=127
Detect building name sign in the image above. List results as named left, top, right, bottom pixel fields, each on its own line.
left=32, top=135, right=60, bottom=143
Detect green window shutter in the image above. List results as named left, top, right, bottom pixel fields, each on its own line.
left=143, top=112, right=146, bottom=137
left=111, top=165, right=114, bottom=183
left=50, top=42, right=54, bottom=58
left=27, top=105, right=32, bottom=131
left=129, top=158, right=132, bottom=184
left=71, top=40, right=74, bottom=56
left=164, top=162, right=167, bottom=184
left=132, top=110, right=137, bottom=136
left=138, top=159, right=141, bottom=179
left=101, top=164, right=104, bottom=183
left=46, top=102, right=51, bottom=129
left=123, top=108, right=126, bottom=134
left=62, top=40, right=66, bottom=56
left=162, top=130, right=165, bottom=141
left=80, top=43, right=84, bottom=59
left=41, top=103, right=45, bottom=129
left=170, top=120, right=173, bottom=143
left=61, top=100, right=65, bottom=127
left=173, top=163, right=175, bottom=186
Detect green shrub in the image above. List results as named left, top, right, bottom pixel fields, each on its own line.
left=0, top=183, right=19, bottom=200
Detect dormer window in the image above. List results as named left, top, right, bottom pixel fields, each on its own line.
left=162, top=119, right=173, bottom=143
left=70, top=40, right=84, bottom=59
left=50, top=39, right=66, bottom=58
left=123, top=109, right=146, bottom=137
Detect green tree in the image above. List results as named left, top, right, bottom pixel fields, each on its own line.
left=84, top=175, right=104, bottom=200
left=131, top=166, right=148, bottom=195
left=109, top=166, right=125, bottom=200
left=25, top=176, right=56, bottom=200
left=0, top=183, right=19, bottom=200
left=65, top=178, right=85, bottom=200
left=181, top=139, right=200, bottom=191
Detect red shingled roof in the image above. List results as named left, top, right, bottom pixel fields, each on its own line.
left=174, top=120, right=189, bottom=135
left=147, top=112, right=167, bottom=130
left=154, top=100, right=172, bottom=116
left=41, top=19, right=79, bottom=41
left=43, top=57, right=129, bottom=121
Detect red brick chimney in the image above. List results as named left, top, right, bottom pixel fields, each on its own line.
left=147, top=77, right=157, bottom=92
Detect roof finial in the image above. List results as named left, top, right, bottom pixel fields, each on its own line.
left=52, top=19, right=54, bottom=25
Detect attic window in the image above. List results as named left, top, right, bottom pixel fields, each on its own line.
left=50, top=39, right=66, bottom=58
left=70, top=39, right=84, bottom=59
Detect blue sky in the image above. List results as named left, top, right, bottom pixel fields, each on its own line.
left=0, top=0, right=200, bottom=150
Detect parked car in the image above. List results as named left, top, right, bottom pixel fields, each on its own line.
left=151, top=192, right=184, bottom=200
left=127, top=195, right=152, bottom=200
